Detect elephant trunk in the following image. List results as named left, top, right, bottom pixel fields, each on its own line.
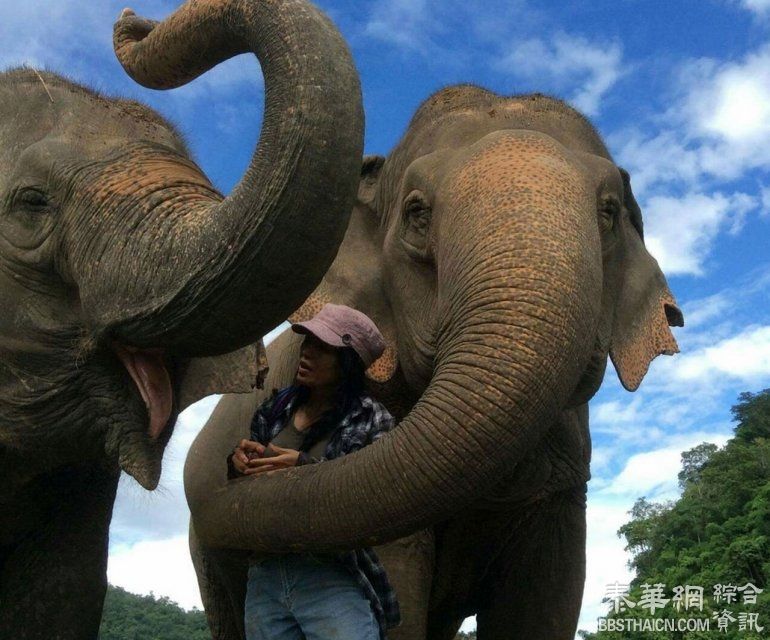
left=71, top=0, right=363, bottom=356
left=186, top=131, right=604, bottom=550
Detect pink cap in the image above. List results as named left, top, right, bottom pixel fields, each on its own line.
left=291, top=303, right=386, bottom=368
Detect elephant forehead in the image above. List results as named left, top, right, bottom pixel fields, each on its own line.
left=402, top=95, right=612, bottom=162
left=447, top=131, right=588, bottom=207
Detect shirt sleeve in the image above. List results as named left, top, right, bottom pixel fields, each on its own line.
left=296, top=398, right=396, bottom=463
left=368, top=400, right=396, bottom=444
left=249, top=394, right=276, bottom=442
left=336, top=399, right=396, bottom=457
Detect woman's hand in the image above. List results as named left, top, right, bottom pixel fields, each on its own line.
left=245, top=444, right=300, bottom=475
left=231, top=439, right=266, bottom=475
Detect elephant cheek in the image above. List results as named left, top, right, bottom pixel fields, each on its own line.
left=100, top=366, right=174, bottom=490
left=610, top=289, right=681, bottom=392
left=116, top=433, right=165, bottom=490
left=567, top=344, right=609, bottom=407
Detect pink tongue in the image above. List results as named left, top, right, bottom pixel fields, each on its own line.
left=115, top=347, right=173, bottom=439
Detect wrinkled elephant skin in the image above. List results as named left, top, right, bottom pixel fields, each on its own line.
left=186, top=87, right=683, bottom=640
left=0, top=0, right=363, bottom=637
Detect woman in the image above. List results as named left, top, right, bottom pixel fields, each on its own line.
left=229, top=303, right=400, bottom=640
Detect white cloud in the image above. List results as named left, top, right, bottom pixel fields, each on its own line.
left=108, top=535, right=203, bottom=610
left=681, top=293, right=732, bottom=330
left=670, top=325, right=770, bottom=384
left=598, top=431, right=730, bottom=498
left=579, top=502, right=636, bottom=632
left=0, top=2, right=181, bottom=76
left=460, top=616, right=477, bottom=633
left=642, top=191, right=756, bottom=276
left=699, top=75, right=770, bottom=142
left=592, top=398, right=643, bottom=427
left=0, top=2, right=103, bottom=65
left=602, top=448, right=685, bottom=499
left=497, top=32, right=624, bottom=115
left=615, top=130, right=701, bottom=195
left=738, top=0, right=770, bottom=15
left=363, top=0, right=429, bottom=51
left=681, top=47, right=770, bottom=180
left=619, top=44, right=770, bottom=191
left=613, top=47, right=770, bottom=283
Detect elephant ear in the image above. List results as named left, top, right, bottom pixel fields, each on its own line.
left=288, top=155, right=398, bottom=383
left=610, top=170, right=684, bottom=392
left=358, top=154, right=386, bottom=215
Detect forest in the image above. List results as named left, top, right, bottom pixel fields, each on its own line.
left=582, top=389, right=770, bottom=639
left=98, top=585, right=210, bottom=639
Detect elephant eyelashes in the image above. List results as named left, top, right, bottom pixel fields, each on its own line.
left=14, top=187, right=50, bottom=213
left=598, top=195, right=620, bottom=232
left=401, top=190, right=432, bottom=261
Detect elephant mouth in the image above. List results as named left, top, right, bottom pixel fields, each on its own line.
left=112, top=343, right=173, bottom=440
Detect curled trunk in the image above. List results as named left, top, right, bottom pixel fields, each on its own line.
left=73, top=0, right=363, bottom=356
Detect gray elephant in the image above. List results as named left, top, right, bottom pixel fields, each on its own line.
left=185, top=85, right=684, bottom=639
left=0, top=0, right=363, bottom=637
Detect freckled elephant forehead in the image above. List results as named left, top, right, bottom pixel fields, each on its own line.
left=1, top=71, right=186, bottom=160
left=399, top=96, right=613, bottom=162
left=446, top=131, right=590, bottom=206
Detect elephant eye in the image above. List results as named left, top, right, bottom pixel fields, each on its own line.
left=599, top=195, right=620, bottom=232
left=401, top=190, right=432, bottom=261
left=15, top=187, right=51, bottom=212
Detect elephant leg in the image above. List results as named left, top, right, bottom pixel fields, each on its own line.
left=475, top=487, right=586, bottom=640
left=425, top=612, right=466, bottom=640
left=0, top=466, right=119, bottom=639
left=190, top=521, right=249, bottom=640
left=375, top=528, right=435, bottom=640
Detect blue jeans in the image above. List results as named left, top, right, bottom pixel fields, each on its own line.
left=244, top=554, right=379, bottom=640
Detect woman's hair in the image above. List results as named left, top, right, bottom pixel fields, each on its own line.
left=294, top=346, right=367, bottom=451
left=335, top=346, right=367, bottom=410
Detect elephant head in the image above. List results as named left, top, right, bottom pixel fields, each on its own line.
left=0, top=0, right=363, bottom=492
left=185, top=85, right=683, bottom=551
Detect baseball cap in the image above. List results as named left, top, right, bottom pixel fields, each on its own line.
left=291, top=303, right=386, bottom=368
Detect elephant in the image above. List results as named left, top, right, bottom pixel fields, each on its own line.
left=184, top=85, right=684, bottom=639
left=0, top=0, right=363, bottom=637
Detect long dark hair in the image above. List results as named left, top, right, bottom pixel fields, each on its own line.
left=293, top=346, right=367, bottom=452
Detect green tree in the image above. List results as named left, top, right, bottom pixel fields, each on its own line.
left=732, top=390, right=770, bottom=443
left=678, top=443, right=718, bottom=490
left=99, top=585, right=210, bottom=640
left=583, top=389, right=770, bottom=639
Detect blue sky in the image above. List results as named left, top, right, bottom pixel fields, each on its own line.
left=3, top=0, right=770, bottom=634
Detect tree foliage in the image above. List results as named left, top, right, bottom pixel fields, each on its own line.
left=583, top=389, right=770, bottom=639
left=98, top=583, right=482, bottom=639
left=99, top=585, right=210, bottom=640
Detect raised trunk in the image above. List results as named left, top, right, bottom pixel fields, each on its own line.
left=75, top=0, right=363, bottom=356
left=186, top=134, right=604, bottom=550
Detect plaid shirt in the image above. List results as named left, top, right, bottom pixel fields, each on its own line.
left=249, top=386, right=401, bottom=638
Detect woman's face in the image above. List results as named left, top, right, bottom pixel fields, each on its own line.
left=296, top=333, right=342, bottom=391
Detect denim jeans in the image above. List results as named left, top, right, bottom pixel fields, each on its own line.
left=244, top=554, right=379, bottom=640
